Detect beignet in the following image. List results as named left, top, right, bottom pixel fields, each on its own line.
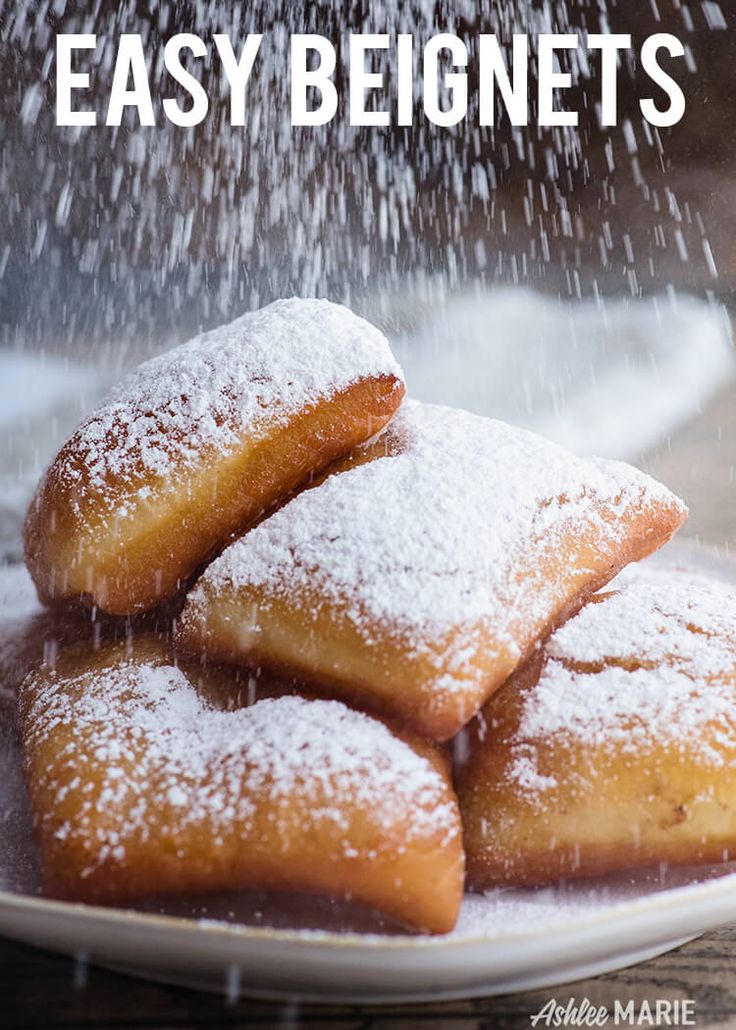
left=458, top=569, right=736, bottom=887
left=18, top=637, right=463, bottom=934
left=24, top=299, right=404, bottom=615
left=176, top=400, right=687, bottom=741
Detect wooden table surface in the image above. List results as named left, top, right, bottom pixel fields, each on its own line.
left=4, top=384, right=736, bottom=1028
left=4, top=927, right=736, bottom=1029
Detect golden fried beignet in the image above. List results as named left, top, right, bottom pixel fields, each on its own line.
left=175, top=400, right=687, bottom=742
left=18, top=637, right=464, bottom=934
left=24, top=299, right=404, bottom=616
left=458, top=569, right=736, bottom=887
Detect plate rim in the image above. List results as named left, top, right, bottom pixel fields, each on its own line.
left=4, top=535, right=736, bottom=957
left=3, top=864, right=736, bottom=952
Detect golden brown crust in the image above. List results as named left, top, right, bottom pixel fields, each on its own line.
left=19, top=636, right=463, bottom=934
left=461, top=719, right=736, bottom=887
left=457, top=571, right=736, bottom=888
left=175, top=404, right=687, bottom=742
left=24, top=374, right=403, bottom=616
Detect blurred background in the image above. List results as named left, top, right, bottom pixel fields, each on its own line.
left=0, top=0, right=734, bottom=560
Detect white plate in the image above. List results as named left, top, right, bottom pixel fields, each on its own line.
left=2, top=538, right=736, bottom=1004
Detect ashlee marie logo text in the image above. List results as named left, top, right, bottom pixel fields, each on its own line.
left=530, top=997, right=697, bottom=1027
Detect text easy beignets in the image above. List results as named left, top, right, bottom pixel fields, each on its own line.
left=24, top=298, right=404, bottom=615
left=176, top=400, right=686, bottom=742
left=19, top=637, right=463, bottom=934
left=458, top=569, right=736, bottom=887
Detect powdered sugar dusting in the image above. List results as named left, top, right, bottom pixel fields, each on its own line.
left=549, top=567, right=736, bottom=675
left=196, top=400, right=684, bottom=646
left=508, top=571, right=736, bottom=795
left=21, top=659, right=457, bottom=878
left=55, top=298, right=402, bottom=513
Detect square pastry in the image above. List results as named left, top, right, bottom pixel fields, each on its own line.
left=176, top=401, right=687, bottom=740
left=25, top=299, right=404, bottom=615
left=457, top=569, right=736, bottom=887
left=19, top=637, right=463, bottom=933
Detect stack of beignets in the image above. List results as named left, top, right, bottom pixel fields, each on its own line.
left=16, top=293, right=730, bottom=937
left=176, top=400, right=685, bottom=741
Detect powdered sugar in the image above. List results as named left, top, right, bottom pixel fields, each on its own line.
left=5, top=680, right=733, bottom=936
left=196, top=400, right=683, bottom=648
left=21, top=658, right=458, bottom=877
left=508, top=571, right=736, bottom=794
left=55, top=298, right=402, bottom=513
left=549, top=567, right=736, bottom=675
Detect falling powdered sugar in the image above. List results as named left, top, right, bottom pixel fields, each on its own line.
left=0, top=564, right=44, bottom=694
left=55, top=298, right=403, bottom=510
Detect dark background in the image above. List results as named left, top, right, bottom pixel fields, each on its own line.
left=1, top=0, right=734, bottom=356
